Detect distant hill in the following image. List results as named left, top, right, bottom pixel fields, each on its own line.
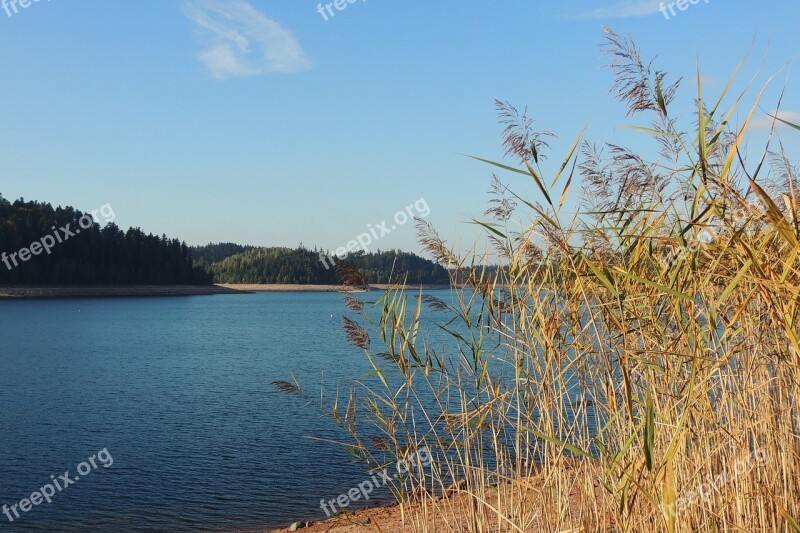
left=0, top=194, right=211, bottom=285
left=190, top=242, right=255, bottom=266
left=0, top=194, right=448, bottom=287
left=199, top=245, right=449, bottom=285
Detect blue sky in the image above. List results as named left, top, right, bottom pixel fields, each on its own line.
left=0, top=0, right=797, bottom=256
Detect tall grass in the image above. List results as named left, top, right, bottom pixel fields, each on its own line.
left=309, top=30, right=800, bottom=532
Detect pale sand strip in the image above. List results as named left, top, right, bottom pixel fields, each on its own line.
left=219, top=284, right=451, bottom=292
left=263, top=472, right=589, bottom=532
left=0, top=285, right=245, bottom=299
left=0, top=284, right=453, bottom=299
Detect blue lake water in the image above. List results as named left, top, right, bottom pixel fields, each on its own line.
left=0, top=292, right=440, bottom=532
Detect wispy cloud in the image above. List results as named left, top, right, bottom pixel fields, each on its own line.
left=581, top=0, right=661, bottom=19
left=182, top=0, right=312, bottom=80
left=752, top=110, right=800, bottom=131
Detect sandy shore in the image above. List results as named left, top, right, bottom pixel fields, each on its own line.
left=219, top=284, right=451, bottom=293
left=265, top=503, right=407, bottom=533
left=0, top=284, right=452, bottom=299
left=0, top=285, right=246, bottom=299
left=264, top=473, right=588, bottom=533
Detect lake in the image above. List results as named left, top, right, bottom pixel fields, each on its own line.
left=0, top=292, right=432, bottom=532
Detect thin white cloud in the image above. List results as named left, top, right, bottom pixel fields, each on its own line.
left=182, top=0, right=312, bottom=80
left=752, top=110, right=800, bottom=131
left=581, top=0, right=661, bottom=19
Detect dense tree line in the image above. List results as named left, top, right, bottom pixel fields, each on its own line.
left=0, top=194, right=449, bottom=286
left=203, top=245, right=449, bottom=285
left=190, top=242, right=255, bottom=266
left=0, top=194, right=212, bottom=284
left=334, top=249, right=450, bottom=284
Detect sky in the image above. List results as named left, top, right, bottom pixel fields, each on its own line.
left=0, top=0, right=798, bottom=257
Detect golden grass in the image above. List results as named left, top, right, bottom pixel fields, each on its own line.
left=306, top=29, right=800, bottom=533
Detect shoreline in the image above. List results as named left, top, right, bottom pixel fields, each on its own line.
left=262, top=470, right=578, bottom=533
left=0, top=284, right=453, bottom=300
left=0, top=285, right=246, bottom=300
left=218, top=283, right=452, bottom=293
left=264, top=503, right=404, bottom=533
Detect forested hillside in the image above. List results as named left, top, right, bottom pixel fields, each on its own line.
left=0, top=194, right=211, bottom=285
left=0, top=194, right=449, bottom=286
left=204, top=246, right=449, bottom=285
left=190, top=242, right=255, bottom=266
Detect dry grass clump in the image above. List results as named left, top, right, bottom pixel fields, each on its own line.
left=299, top=29, right=800, bottom=532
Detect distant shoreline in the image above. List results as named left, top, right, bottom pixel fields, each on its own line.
left=217, top=283, right=452, bottom=293
left=0, top=285, right=246, bottom=300
left=0, top=283, right=453, bottom=300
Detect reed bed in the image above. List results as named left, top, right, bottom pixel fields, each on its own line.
left=302, top=30, right=800, bottom=532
